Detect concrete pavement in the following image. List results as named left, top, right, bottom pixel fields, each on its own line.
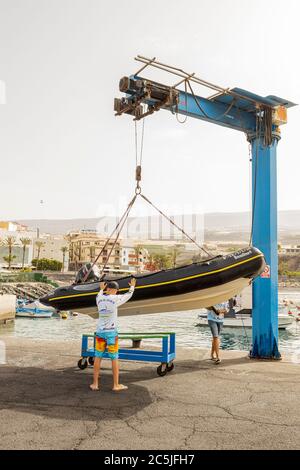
left=0, top=337, right=299, bottom=450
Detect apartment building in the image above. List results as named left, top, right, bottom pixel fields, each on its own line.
left=67, top=230, right=121, bottom=271
left=121, top=243, right=149, bottom=272
left=280, top=245, right=300, bottom=255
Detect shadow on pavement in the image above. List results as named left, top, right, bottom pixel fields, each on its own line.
left=0, top=355, right=255, bottom=421
left=0, top=365, right=153, bottom=422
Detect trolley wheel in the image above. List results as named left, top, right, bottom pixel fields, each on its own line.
left=78, top=358, right=88, bottom=370
left=88, top=356, right=95, bottom=366
left=166, top=361, right=174, bottom=372
left=157, top=363, right=167, bottom=377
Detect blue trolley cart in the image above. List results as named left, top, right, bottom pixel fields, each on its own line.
left=78, top=332, right=176, bottom=376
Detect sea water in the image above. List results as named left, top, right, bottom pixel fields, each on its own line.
left=1, top=290, right=300, bottom=357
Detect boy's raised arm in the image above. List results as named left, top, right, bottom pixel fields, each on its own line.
left=96, top=282, right=107, bottom=304
left=116, top=278, right=136, bottom=306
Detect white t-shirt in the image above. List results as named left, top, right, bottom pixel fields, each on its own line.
left=96, top=286, right=135, bottom=332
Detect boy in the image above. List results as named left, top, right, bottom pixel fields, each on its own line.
left=90, top=277, right=136, bottom=391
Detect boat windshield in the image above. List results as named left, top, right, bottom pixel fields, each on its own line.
left=73, top=284, right=98, bottom=291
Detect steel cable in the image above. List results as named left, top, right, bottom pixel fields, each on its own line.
left=139, top=193, right=212, bottom=257
left=82, top=195, right=137, bottom=282
left=187, top=80, right=237, bottom=122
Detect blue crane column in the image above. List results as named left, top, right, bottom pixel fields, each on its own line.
left=249, top=129, right=281, bottom=359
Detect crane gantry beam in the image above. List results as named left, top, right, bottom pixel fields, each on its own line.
left=116, top=74, right=257, bottom=132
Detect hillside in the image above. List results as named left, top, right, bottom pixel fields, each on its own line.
left=18, top=211, right=300, bottom=237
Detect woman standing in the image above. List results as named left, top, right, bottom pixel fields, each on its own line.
left=207, top=301, right=229, bottom=364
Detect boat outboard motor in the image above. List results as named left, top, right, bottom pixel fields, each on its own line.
left=75, top=263, right=101, bottom=284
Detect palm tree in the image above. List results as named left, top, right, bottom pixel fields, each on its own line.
left=20, top=237, right=31, bottom=269
left=169, top=245, right=183, bottom=268
left=35, top=240, right=45, bottom=270
left=3, top=236, right=17, bottom=269
left=61, top=246, right=68, bottom=272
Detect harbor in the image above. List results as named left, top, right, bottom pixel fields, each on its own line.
left=1, top=291, right=300, bottom=354
left=1, top=0, right=300, bottom=455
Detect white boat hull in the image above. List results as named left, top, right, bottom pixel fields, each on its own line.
left=16, top=300, right=56, bottom=319
left=76, top=278, right=251, bottom=319
left=197, top=313, right=294, bottom=330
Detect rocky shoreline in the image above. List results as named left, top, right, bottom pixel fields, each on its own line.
left=0, top=282, right=55, bottom=301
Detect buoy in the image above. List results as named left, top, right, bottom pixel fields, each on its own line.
left=61, top=312, right=68, bottom=320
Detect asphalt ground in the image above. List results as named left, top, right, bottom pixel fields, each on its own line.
left=0, top=337, right=299, bottom=450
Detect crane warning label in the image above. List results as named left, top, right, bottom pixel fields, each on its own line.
left=260, top=265, right=271, bottom=278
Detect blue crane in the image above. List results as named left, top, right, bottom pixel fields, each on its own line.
left=114, top=55, right=297, bottom=359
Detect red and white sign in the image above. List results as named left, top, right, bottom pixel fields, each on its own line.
left=260, top=265, right=271, bottom=278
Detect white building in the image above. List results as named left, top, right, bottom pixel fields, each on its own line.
left=0, top=230, right=35, bottom=268
left=120, top=242, right=149, bottom=272
left=280, top=245, right=300, bottom=255
left=0, top=228, right=69, bottom=270
left=33, top=235, right=69, bottom=271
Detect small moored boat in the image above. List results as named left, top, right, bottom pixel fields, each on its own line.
left=197, top=306, right=294, bottom=330
left=16, top=299, right=56, bottom=319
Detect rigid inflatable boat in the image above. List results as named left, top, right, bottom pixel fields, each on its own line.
left=40, top=246, right=265, bottom=318
left=40, top=247, right=265, bottom=318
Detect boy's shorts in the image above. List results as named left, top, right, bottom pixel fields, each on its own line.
left=95, top=330, right=118, bottom=360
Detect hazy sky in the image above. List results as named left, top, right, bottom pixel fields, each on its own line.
left=0, top=0, right=299, bottom=220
